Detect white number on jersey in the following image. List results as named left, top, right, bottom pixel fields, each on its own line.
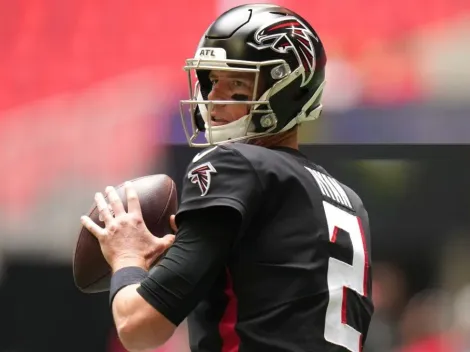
left=323, top=201, right=369, bottom=352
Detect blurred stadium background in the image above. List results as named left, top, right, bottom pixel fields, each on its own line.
left=1, top=0, right=470, bottom=351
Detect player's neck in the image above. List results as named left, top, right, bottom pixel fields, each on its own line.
left=249, top=126, right=299, bottom=150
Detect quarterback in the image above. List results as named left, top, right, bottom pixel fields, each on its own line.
left=82, top=4, right=374, bottom=352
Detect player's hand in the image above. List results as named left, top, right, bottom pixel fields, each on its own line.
left=80, top=182, right=175, bottom=272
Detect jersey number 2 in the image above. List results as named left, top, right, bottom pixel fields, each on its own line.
left=323, top=201, right=369, bottom=352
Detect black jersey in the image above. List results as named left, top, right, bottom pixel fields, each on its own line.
left=138, top=143, right=373, bottom=352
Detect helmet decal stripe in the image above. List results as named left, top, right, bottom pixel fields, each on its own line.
left=248, top=16, right=319, bottom=87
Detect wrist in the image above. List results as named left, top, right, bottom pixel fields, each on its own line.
left=109, top=266, right=148, bottom=306
left=111, top=256, right=148, bottom=273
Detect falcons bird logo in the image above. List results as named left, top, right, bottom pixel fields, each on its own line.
left=187, top=162, right=217, bottom=196
left=248, top=17, right=319, bottom=87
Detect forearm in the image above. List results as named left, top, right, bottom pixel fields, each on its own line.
left=111, top=207, right=239, bottom=350
left=112, top=284, right=175, bottom=351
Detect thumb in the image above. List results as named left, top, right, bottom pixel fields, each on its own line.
left=160, top=234, right=175, bottom=249
left=150, top=234, right=176, bottom=267
left=170, top=215, right=178, bottom=233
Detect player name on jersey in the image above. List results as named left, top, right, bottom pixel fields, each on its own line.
left=305, top=167, right=353, bottom=210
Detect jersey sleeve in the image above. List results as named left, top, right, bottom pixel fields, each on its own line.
left=176, top=145, right=262, bottom=224
left=137, top=206, right=240, bottom=326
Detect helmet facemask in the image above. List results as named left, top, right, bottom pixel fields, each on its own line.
left=179, top=56, right=291, bottom=147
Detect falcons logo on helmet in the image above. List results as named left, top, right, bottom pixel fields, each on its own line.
left=187, top=162, right=217, bottom=196
left=248, top=16, right=319, bottom=87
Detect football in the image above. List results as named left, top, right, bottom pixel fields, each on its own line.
left=73, top=174, right=178, bottom=293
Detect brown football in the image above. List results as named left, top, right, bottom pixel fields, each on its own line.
left=73, top=174, right=178, bottom=293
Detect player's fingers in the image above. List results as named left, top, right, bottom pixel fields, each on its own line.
left=105, top=186, right=125, bottom=216
left=81, top=215, right=107, bottom=238
left=98, top=204, right=114, bottom=222
left=170, top=215, right=178, bottom=233
left=124, top=182, right=143, bottom=217
left=95, top=192, right=113, bottom=225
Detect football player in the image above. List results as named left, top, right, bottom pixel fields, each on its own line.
left=81, top=4, right=374, bottom=352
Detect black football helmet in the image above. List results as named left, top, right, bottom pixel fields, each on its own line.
left=179, top=3, right=327, bottom=147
